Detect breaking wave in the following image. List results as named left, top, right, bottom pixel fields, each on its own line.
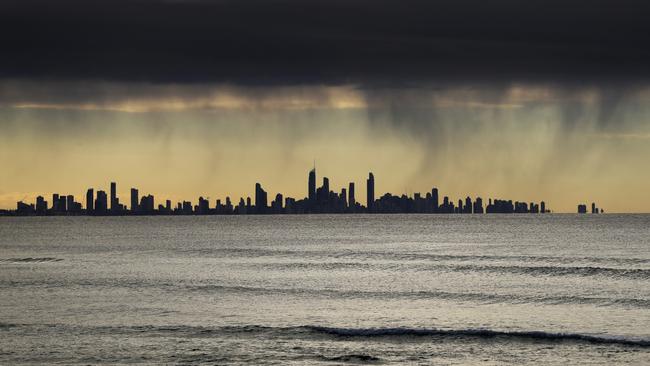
left=433, top=264, right=650, bottom=280
left=315, top=354, right=383, bottom=364
left=304, top=326, right=650, bottom=347
left=0, top=257, right=63, bottom=263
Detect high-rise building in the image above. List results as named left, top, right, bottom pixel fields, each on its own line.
left=181, top=200, right=192, bottom=214
left=348, top=182, right=355, bottom=209
left=110, top=182, right=117, bottom=212
left=95, top=191, right=108, bottom=214
left=285, top=197, right=295, bottom=213
left=66, top=195, right=75, bottom=213
left=131, top=188, right=139, bottom=212
left=198, top=197, right=210, bottom=214
left=271, top=193, right=283, bottom=213
left=464, top=196, right=473, bottom=214
left=86, top=189, right=94, bottom=213
left=140, top=195, right=155, bottom=213
left=52, top=193, right=59, bottom=211
left=57, top=195, right=67, bottom=212
left=578, top=204, right=587, bottom=214
left=474, top=197, right=484, bottom=214
left=432, top=188, right=439, bottom=212
left=16, top=201, right=34, bottom=215
left=255, top=183, right=267, bottom=214
left=540, top=201, right=546, bottom=213
left=308, top=168, right=316, bottom=209
left=367, top=172, right=375, bottom=212
left=35, top=196, right=47, bottom=214
left=238, top=198, right=246, bottom=214
left=225, top=197, right=233, bottom=213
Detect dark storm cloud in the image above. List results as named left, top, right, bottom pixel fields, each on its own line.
left=2, top=0, right=650, bottom=85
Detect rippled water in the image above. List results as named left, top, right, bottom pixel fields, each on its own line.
left=1, top=214, right=649, bottom=364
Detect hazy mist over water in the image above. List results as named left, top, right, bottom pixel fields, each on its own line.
left=1, top=215, right=649, bottom=364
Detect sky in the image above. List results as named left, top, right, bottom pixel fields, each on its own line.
left=1, top=0, right=650, bottom=212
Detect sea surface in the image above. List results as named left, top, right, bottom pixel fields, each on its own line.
left=0, top=214, right=649, bottom=365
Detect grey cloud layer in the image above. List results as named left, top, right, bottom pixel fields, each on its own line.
left=2, top=0, right=650, bottom=85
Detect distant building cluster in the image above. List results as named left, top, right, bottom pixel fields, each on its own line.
left=10, top=169, right=553, bottom=216
left=577, top=202, right=604, bottom=214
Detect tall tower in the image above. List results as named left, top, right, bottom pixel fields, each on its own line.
left=348, top=182, right=355, bottom=208
left=52, top=193, right=59, bottom=211
left=110, top=182, right=117, bottom=212
left=131, top=188, right=139, bottom=213
left=322, top=177, right=329, bottom=194
left=308, top=168, right=316, bottom=209
left=366, top=172, right=375, bottom=212
left=66, top=195, right=74, bottom=213
left=432, top=188, right=439, bottom=213
left=255, top=183, right=267, bottom=214
left=86, top=188, right=94, bottom=213
left=96, top=191, right=108, bottom=214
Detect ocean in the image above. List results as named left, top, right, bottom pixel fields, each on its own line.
left=0, top=214, right=648, bottom=365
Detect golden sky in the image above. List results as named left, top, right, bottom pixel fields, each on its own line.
left=1, top=83, right=649, bottom=212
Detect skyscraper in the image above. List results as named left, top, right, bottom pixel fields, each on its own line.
left=110, top=182, right=117, bottom=212
left=348, top=182, right=355, bottom=208
left=35, top=196, right=47, bottom=214
left=58, top=196, right=67, bottom=212
left=432, top=188, right=439, bottom=213
left=86, top=188, right=94, bottom=213
left=95, top=190, right=108, bottom=214
left=255, top=183, right=267, bottom=214
left=308, top=168, right=316, bottom=210
left=271, top=193, right=283, bottom=213
left=198, top=196, right=209, bottom=214
left=225, top=197, right=233, bottom=213
left=52, top=193, right=59, bottom=211
left=474, top=197, right=484, bottom=214
left=464, top=196, right=473, bottom=214
left=322, top=177, right=329, bottom=195
left=66, top=195, right=75, bottom=213
left=131, top=188, right=139, bottom=212
left=367, top=172, right=375, bottom=212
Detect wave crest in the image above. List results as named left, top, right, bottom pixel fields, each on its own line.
left=0, top=257, right=63, bottom=263
left=305, top=326, right=650, bottom=347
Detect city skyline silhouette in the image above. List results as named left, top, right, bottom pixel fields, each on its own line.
left=5, top=167, right=582, bottom=216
